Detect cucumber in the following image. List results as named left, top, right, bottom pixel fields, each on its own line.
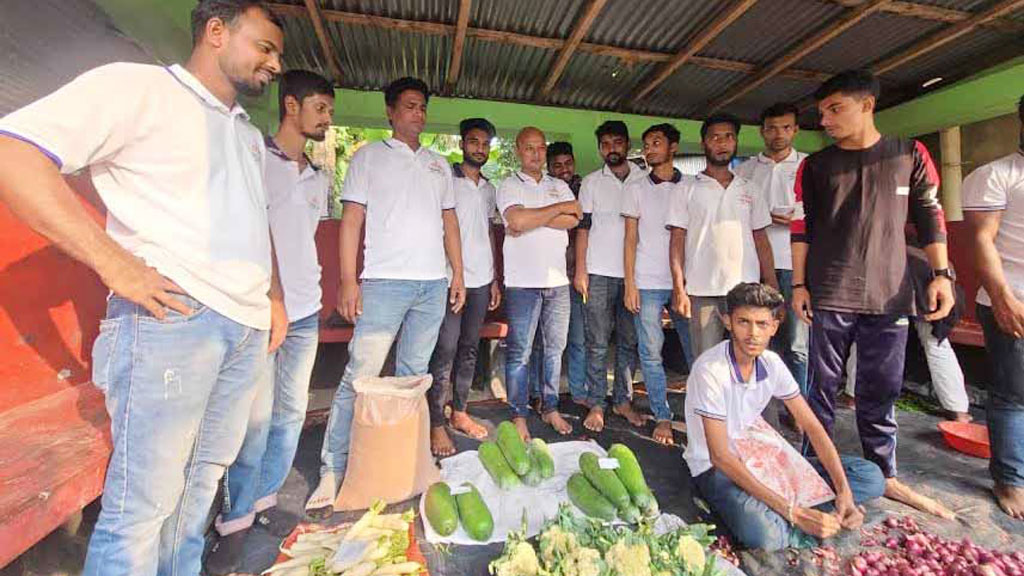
left=607, top=443, right=657, bottom=512
left=495, top=421, right=530, bottom=475
left=529, top=438, right=555, bottom=479
left=567, top=473, right=617, bottom=521
left=478, top=441, right=520, bottom=490
left=454, top=483, right=493, bottom=541
left=423, top=482, right=459, bottom=536
left=618, top=503, right=642, bottom=524
left=579, top=452, right=631, bottom=510
left=521, top=448, right=544, bottom=487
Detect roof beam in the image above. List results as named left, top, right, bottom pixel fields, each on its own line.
left=538, top=0, right=608, bottom=99
left=266, top=3, right=828, bottom=85
left=709, top=0, right=892, bottom=113
left=302, top=0, right=342, bottom=84
left=445, top=0, right=472, bottom=92
left=871, top=0, right=1024, bottom=75
left=829, top=0, right=1024, bottom=35
left=629, top=0, right=759, bottom=104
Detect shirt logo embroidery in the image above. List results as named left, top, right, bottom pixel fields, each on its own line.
left=428, top=162, right=445, bottom=175
left=896, top=186, right=909, bottom=196
left=547, top=188, right=561, bottom=198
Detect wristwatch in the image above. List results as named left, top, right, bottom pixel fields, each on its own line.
left=932, top=268, right=955, bottom=281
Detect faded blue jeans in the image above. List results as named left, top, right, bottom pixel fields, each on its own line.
left=978, top=305, right=1024, bottom=488
left=529, top=286, right=586, bottom=402
left=319, top=279, right=447, bottom=477
left=583, top=274, right=638, bottom=408
left=695, top=456, right=885, bottom=551
left=506, top=285, right=570, bottom=417
left=84, top=295, right=268, bottom=576
left=218, top=312, right=320, bottom=535
left=775, top=270, right=809, bottom=396
left=635, top=289, right=693, bottom=421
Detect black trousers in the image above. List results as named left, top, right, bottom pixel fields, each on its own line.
left=802, top=309, right=909, bottom=478
left=426, top=285, right=490, bottom=426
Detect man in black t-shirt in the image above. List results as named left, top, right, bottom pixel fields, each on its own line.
left=791, top=70, right=956, bottom=518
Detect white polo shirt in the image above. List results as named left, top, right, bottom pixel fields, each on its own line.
left=734, top=149, right=807, bottom=270
left=683, top=340, right=801, bottom=477
left=0, top=63, right=272, bottom=329
left=497, top=171, right=575, bottom=288
left=451, top=164, right=497, bottom=289
left=265, top=137, right=330, bottom=322
left=621, top=169, right=692, bottom=290
left=579, top=162, right=649, bottom=278
left=341, top=138, right=455, bottom=281
left=962, top=150, right=1024, bottom=307
left=666, top=172, right=772, bottom=297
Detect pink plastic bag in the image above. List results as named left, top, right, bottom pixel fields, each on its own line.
left=732, top=417, right=835, bottom=508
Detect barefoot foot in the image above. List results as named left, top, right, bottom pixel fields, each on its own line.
left=450, top=410, right=488, bottom=439
left=512, top=417, right=531, bottom=442
left=583, top=406, right=605, bottom=432
left=884, top=478, right=955, bottom=519
left=542, top=411, right=573, bottom=435
left=994, top=483, right=1024, bottom=520
left=949, top=411, right=973, bottom=423
left=653, top=420, right=675, bottom=445
left=431, top=426, right=457, bottom=457
left=612, top=401, right=646, bottom=427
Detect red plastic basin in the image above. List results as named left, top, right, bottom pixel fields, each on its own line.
left=937, top=421, right=991, bottom=459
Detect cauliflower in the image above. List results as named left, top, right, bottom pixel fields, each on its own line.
left=540, top=525, right=579, bottom=565
left=675, top=535, right=706, bottom=575
left=563, top=546, right=606, bottom=576
left=604, top=539, right=652, bottom=576
left=491, top=541, right=542, bottom=576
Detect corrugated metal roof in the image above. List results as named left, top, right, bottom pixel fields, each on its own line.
left=266, top=0, right=1024, bottom=124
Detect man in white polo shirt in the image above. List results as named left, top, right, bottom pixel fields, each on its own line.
left=206, top=70, right=334, bottom=574
left=623, top=123, right=694, bottom=446
left=686, top=283, right=883, bottom=550
left=668, top=113, right=778, bottom=359
left=426, top=117, right=502, bottom=457
left=307, top=77, right=466, bottom=515
left=498, top=126, right=581, bottom=439
left=576, top=120, right=647, bottom=432
left=735, top=102, right=809, bottom=395
left=963, top=94, right=1024, bottom=519
left=0, top=2, right=285, bottom=574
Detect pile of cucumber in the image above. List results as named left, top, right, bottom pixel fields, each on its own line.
left=567, top=444, right=659, bottom=523
left=477, top=421, right=555, bottom=489
left=423, top=481, right=494, bottom=542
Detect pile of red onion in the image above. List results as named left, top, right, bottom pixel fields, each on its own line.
left=847, top=516, right=1023, bottom=576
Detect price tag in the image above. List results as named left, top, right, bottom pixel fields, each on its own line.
left=449, top=485, right=471, bottom=495
left=598, top=458, right=620, bottom=470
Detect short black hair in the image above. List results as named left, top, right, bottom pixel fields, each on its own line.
left=814, top=69, right=880, bottom=102
left=384, top=77, right=430, bottom=108
left=642, top=123, right=680, bottom=145
left=546, top=141, right=574, bottom=160
left=726, top=282, right=785, bottom=315
left=460, top=118, right=495, bottom=140
left=595, top=120, right=629, bottom=143
left=701, top=113, right=741, bottom=140
left=191, top=0, right=281, bottom=46
left=759, top=102, right=800, bottom=126
left=278, top=70, right=333, bottom=121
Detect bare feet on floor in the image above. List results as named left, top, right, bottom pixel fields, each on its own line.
left=613, top=401, right=646, bottom=427
left=994, top=483, right=1024, bottom=520
left=653, top=420, right=675, bottom=445
left=542, top=411, right=573, bottom=435
left=450, top=410, right=488, bottom=439
left=431, top=426, right=457, bottom=457
left=512, top=417, right=531, bottom=441
left=884, top=477, right=956, bottom=519
left=584, top=406, right=605, bottom=432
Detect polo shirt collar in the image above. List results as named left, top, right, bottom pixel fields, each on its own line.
left=726, top=342, right=768, bottom=388
left=601, top=161, right=642, bottom=181
left=695, top=170, right=737, bottom=184
left=515, top=170, right=546, bottom=184
left=383, top=137, right=424, bottom=154
left=756, top=148, right=801, bottom=165
left=649, top=168, right=683, bottom=185
left=167, top=64, right=249, bottom=119
left=453, top=163, right=489, bottom=181
left=264, top=135, right=319, bottom=171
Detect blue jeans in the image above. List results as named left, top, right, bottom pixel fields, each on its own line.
left=506, top=286, right=570, bottom=417
left=695, top=456, right=885, bottom=551
left=583, top=274, right=638, bottom=408
left=218, top=313, right=320, bottom=535
left=84, top=295, right=268, bottom=576
left=775, top=270, right=809, bottom=396
left=528, top=287, right=586, bottom=401
left=978, top=305, right=1024, bottom=487
left=635, top=289, right=693, bottom=421
left=320, top=279, right=447, bottom=476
